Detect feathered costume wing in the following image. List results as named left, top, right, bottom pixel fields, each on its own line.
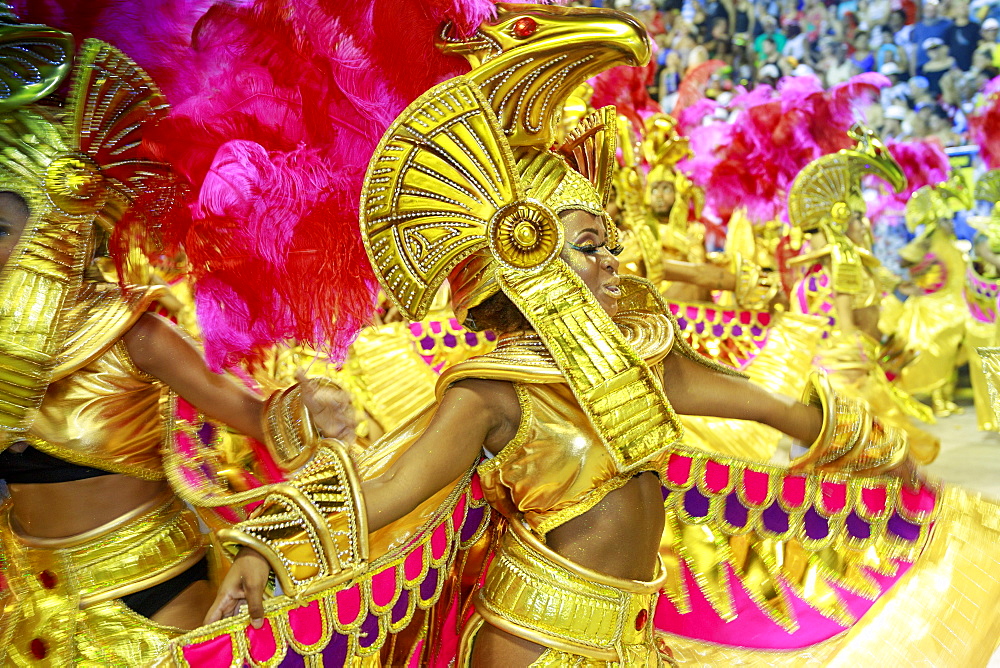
left=21, top=0, right=510, bottom=369
left=678, top=73, right=888, bottom=226
left=969, top=75, right=1000, bottom=170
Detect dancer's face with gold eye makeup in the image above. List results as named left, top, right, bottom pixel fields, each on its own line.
left=559, top=209, right=621, bottom=317
left=0, top=192, right=29, bottom=268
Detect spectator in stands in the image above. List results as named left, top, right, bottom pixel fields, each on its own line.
left=783, top=23, right=810, bottom=63
left=876, top=38, right=911, bottom=73
left=881, top=62, right=912, bottom=105
left=826, top=42, right=857, bottom=85
left=980, top=17, right=1000, bottom=66
left=865, top=0, right=893, bottom=27
left=658, top=50, right=684, bottom=108
left=850, top=30, right=876, bottom=71
left=947, top=0, right=981, bottom=70
left=729, top=36, right=756, bottom=84
left=754, top=15, right=787, bottom=57
left=801, top=0, right=828, bottom=40
left=732, top=0, right=754, bottom=42
left=919, top=37, right=958, bottom=97
left=971, top=0, right=1000, bottom=23
left=913, top=0, right=954, bottom=69
left=909, top=75, right=936, bottom=108
left=891, top=9, right=920, bottom=74
left=756, top=62, right=782, bottom=85
left=757, top=35, right=782, bottom=67
left=927, top=104, right=964, bottom=144
left=882, top=105, right=910, bottom=138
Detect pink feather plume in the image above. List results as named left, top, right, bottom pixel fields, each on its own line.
left=969, top=75, right=1000, bottom=170
left=677, top=73, right=888, bottom=225
left=866, top=137, right=950, bottom=223
left=26, top=0, right=543, bottom=369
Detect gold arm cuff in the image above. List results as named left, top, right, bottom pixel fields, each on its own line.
left=732, top=253, right=779, bottom=311
left=792, top=372, right=908, bottom=474
left=217, top=442, right=368, bottom=598
left=475, top=518, right=665, bottom=661
left=262, top=382, right=323, bottom=472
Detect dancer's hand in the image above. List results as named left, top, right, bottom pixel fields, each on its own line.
left=889, top=454, right=926, bottom=491
left=297, top=372, right=357, bottom=442
left=204, top=547, right=271, bottom=628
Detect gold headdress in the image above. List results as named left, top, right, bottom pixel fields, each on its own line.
left=905, top=185, right=953, bottom=232
left=0, top=19, right=177, bottom=441
left=361, top=5, right=688, bottom=473
left=973, top=170, right=1000, bottom=246
left=975, top=169, right=1000, bottom=207
left=641, top=113, right=704, bottom=267
left=787, top=125, right=906, bottom=294
left=905, top=171, right=969, bottom=233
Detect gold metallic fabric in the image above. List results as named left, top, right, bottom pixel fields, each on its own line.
left=479, top=380, right=665, bottom=536
left=894, top=230, right=967, bottom=397
left=792, top=373, right=909, bottom=476
left=966, top=320, right=998, bottom=430
left=18, top=326, right=166, bottom=479
left=982, top=346, right=1000, bottom=427
left=217, top=443, right=369, bottom=598
left=663, top=486, right=1000, bottom=666
left=0, top=493, right=204, bottom=666
left=261, top=382, right=323, bottom=473
left=0, top=20, right=73, bottom=112
left=498, top=269, right=684, bottom=474
left=0, top=38, right=177, bottom=441
left=468, top=520, right=666, bottom=665
left=439, top=5, right=650, bottom=150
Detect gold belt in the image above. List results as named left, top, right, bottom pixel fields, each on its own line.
left=1, top=491, right=205, bottom=607
left=474, top=518, right=666, bottom=662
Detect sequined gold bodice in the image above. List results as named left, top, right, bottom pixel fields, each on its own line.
left=478, top=379, right=666, bottom=536
left=437, top=312, right=684, bottom=537
left=22, top=340, right=166, bottom=479
left=4, top=286, right=166, bottom=479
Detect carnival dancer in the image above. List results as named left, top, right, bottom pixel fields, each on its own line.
left=894, top=178, right=972, bottom=416
left=0, top=17, right=357, bottom=666
left=963, top=170, right=1000, bottom=429
left=199, top=7, right=971, bottom=667
left=787, top=128, right=941, bottom=465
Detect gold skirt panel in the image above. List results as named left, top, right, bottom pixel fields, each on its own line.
left=466, top=519, right=668, bottom=665
left=663, top=486, right=1000, bottom=666
left=0, top=493, right=205, bottom=666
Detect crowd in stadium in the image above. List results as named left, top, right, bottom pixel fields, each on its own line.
left=577, top=0, right=1000, bottom=145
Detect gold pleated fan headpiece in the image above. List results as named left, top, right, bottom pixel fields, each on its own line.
left=361, top=5, right=693, bottom=474
left=0, top=14, right=178, bottom=440
left=905, top=171, right=969, bottom=232
left=788, top=125, right=906, bottom=234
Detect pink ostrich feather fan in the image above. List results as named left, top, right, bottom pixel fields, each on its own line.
left=969, top=76, right=1000, bottom=170
left=678, top=72, right=887, bottom=225
left=23, top=0, right=552, bottom=369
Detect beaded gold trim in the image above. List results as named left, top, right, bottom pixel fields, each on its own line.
left=261, top=382, right=322, bottom=473
left=160, top=467, right=491, bottom=665
left=792, top=373, right=909, bottom=476
left=474, top=518, right=665, bottom=661
left=216, top=443, right=369, bottom=598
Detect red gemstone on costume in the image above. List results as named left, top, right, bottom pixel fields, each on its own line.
left=635, top=608, right=648, bottom=631
left=513, top=17, right=537, bottom=37
left=30, top=638, right=47, bottom=659
left=38, top=570, right=56, bottom=589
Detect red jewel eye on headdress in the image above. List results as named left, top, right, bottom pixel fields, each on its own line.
left=512, top=17, right=537, bottom=38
